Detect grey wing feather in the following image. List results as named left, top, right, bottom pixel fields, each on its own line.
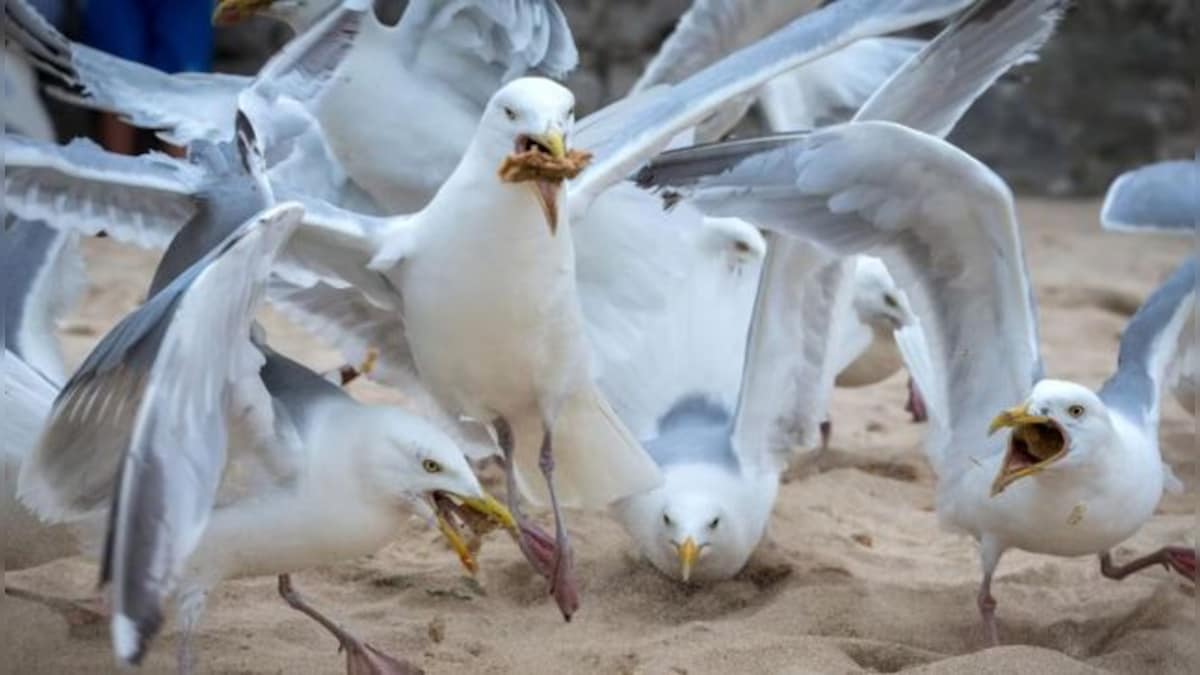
left=1099, top=257, right=1198, bottom=428
left=99, top=204, right=303, bottom=664
left=570, top=0, right=974, bottom=210
left=643, top=397, right=739, bottom=472
left=855, top=0, right=1066, bottom=138
left=3, top=134, right=203, bottom=248
left=398, top=0, right=577, bottom=80
left=257, top=348, right=352, bottom=436
left=1100, top=160, right=1200, bottom=234
left=2, top=218, right=86, bottom=381
left=4, top=0, right=247, bottom=145
left=638, top=122, right=1039, bottom=486
left=732, top=238, right=854, bottom=472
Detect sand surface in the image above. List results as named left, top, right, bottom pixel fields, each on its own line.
left=4, top=198, right=1196, bottom=673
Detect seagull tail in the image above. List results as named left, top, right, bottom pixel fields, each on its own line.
left=512, top=385, right=663, bottom=510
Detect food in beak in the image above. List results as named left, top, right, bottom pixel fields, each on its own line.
left=431, top=491, right=516, bottom=574
left=988, top=407, right=1067, bottom=496
left=677, top=538, right=699, bottom=583
left=497, top=134, right=592, bottom=235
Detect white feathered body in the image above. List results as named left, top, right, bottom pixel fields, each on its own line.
left=940, top=413, right=1166, bottom=558
left=395, top=160, right=659, bottom=508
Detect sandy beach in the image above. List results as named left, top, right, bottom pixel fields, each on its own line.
left=5, top=198, right=1196, bottom=674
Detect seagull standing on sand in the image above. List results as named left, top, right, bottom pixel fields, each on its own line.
left=638, top=117, right=1195, bottom=649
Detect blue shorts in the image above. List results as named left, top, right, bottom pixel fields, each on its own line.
left=84, top=0, right=214, bottom=73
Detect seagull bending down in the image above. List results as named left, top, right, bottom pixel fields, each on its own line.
left=637, top=118, right=1195, bottom=644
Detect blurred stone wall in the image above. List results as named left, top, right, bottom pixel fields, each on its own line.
left=74, top=0, right=1200, bottom=196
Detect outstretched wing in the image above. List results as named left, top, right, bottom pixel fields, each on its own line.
left=1099, top=257, right=1197, bottom=429
left=3, top=135, right=204, bottom=248
left=731, top=238, right=854, bottom=473
left=1100, top=160, right=1200, bottom=234
left=2, top=219, right=86, bottom=382
left=638, top=121, right=1040, bottom=485
left=396, top=0, right=577, bottom=84
left=570, top=0, right=975, bottom=212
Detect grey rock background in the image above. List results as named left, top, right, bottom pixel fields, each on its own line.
left=56, top=0, right=1200, bottom=196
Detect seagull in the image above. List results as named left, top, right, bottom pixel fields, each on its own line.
left=635, top=0, right=1200, bottom=637
left=16, top=198, right=515, bottom=672
left=7, top=0, right=990, bottom=619
left=610, top=0, right=1063, bottom=584
left=1100, top=159, right=1199, bottom=416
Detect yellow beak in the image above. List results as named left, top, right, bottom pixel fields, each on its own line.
left=677, top=538, right=699, bottom=583
left=212, top=0, right=271, bottom=26
left=532, top=130, right=566, bottom=159
left=435, top=492, right=516, bottom=575
left=987, top=404, right=1065, bottom=497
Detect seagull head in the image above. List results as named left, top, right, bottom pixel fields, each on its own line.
left=853, top=256, right=913, bottom=330
left=479, top=77, right=581, bottom=235
left=362, top=409, right=515, bottom=574
left=212, top=0, right=326, bottom=30
left=988, top=379, right=1113, bottom=496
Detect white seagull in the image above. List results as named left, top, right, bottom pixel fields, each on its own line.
left=614, top=0, right=1067, bottom=585
left=637, top=114, right=1195, bottom=653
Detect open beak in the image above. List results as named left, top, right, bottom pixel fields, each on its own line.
left=676, top=538, right=699, bottom=583
left=988, top=404, right=1068, bottom=496
left=528, top=130, right=566, bottom=236
left=212, top=0, right=271, bottom=26
left=431, top=491, right=516, bottom=574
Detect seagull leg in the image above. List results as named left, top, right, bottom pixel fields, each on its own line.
left=819, top=419, right=832, bottom=451
left=977, top=538, right=1003, bottom=647
left=4, top=586, right=107, bottom=628
left=276, top=575, right=422, bottom=675
left=538, top=427, right=579, bottom=621
left=905, top=377, right=928, bottom=423
left=491, top=418, right=565, bottom=596
left=1099, top=547, right=1197, bottom=583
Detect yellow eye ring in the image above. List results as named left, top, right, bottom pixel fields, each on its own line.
left=422, top=459, right=442, bottom=474
left=1067, top=405, right=1085, bottom=418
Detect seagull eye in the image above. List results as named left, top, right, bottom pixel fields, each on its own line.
left=883, top=294, right=899, bottom=309
left=662, top=513, right=672, bottom=526
left=1067, top=405, right=1085, bottom=418
left=422, top=459, right=442, bottom=474
left=709, top=517, right=720, bottom=530
left=503, top=106, right=518, bottom=121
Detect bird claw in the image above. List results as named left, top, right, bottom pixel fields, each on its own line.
left=1165, top=547, right=1197, bottom=582
left=905, top=377, right=928, bottom=423
left=342, top=639, right=424, bottom=675
left=514, top=521, right=578, bottom=620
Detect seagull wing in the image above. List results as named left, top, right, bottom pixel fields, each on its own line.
left=2, top=219, right=86, bottom=382
left=731, top=240, right=854, bottom=472
left=637, top=121, right=1041, bottom=485
left=599, top=212, right=765, bottom=441
left=1099, top=257, right=1197, bottom=429
left=397, top=0, right=577, bottom=84
left=3, top=135, right=204, bottom=249
left=5, top=0, right=369, bottom=146
left=1100, top=160, right=1200, bottom=234
left=758, top=37, right=925, bottom=132
left=570, top=0, right=975, bottom=212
